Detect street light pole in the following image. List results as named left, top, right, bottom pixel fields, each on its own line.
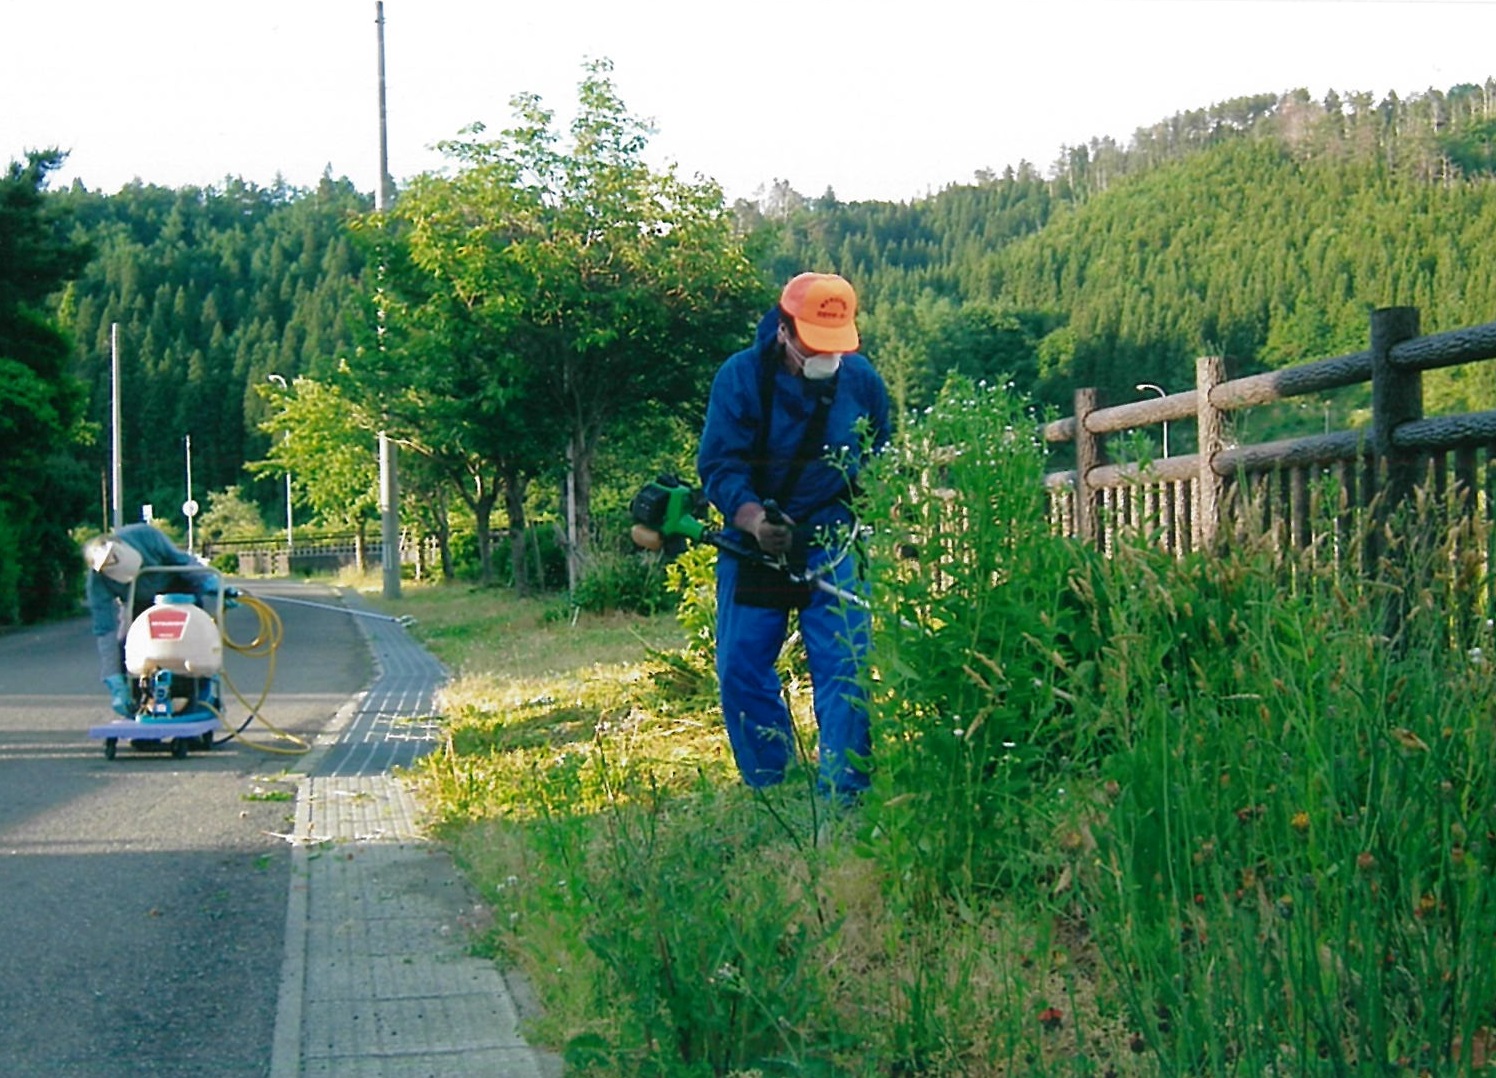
left=110, top=322, right=123, bottom=530
left=184, top=434, right=195, bottom=554
left=1136, top=382, right=1169, bottom=458
left=267, top=375, right=293, bottom=557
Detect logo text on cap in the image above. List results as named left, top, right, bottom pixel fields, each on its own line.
left=815, top=298, right=849, bottom=323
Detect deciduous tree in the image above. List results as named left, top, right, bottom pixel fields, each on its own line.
left=368, top=59, right=764, bottom=588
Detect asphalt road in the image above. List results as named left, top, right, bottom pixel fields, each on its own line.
left=0, top=579, right=371, bottom=1077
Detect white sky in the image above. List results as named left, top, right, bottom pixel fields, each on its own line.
left=3, top=0, right=1495, bottom=206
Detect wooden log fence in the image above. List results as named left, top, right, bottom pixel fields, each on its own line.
left=1043, top=308, right=1496, bottom=585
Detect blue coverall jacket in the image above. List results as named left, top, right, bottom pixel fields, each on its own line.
left=696, top=308, right=890, bottom=796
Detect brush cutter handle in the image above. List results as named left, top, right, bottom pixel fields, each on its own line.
left=753, top=500, right=794, bottom=556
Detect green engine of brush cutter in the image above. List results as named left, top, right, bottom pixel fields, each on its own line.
left=630, top=475, right=708, bottom=554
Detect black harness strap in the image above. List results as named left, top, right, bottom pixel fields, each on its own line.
left=750, top=349, right=778, bottom=496
left=750, top=349, right=838, bottom=509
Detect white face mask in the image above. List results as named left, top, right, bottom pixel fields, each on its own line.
left=802, top=352, right=843, bottom=381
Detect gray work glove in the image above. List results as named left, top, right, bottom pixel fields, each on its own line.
left=104, top=673, right=133, bottom=717
left=750, top=507, right=795, bottom=557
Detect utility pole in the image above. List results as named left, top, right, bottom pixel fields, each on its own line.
left=374, top=3, right=400, bottom=600
left=110, top=322, right=123, bottom=530
left=375, top=1, right=393, bottom=211
left=379, top=432, right=401, bottom=599
left=267, top=374, right=294, bottom=562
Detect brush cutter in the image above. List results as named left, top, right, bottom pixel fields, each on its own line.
left=629, top=475, right=867, bottom=609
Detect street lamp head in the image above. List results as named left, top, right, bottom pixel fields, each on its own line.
left=1134, top=383, right=1170, bottom=457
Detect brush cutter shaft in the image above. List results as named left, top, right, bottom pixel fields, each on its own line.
left=704, top=529, right=867, bottom=609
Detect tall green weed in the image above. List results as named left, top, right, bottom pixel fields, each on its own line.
left=857, top=376, right=1098, bottom=906
left=1067, top=517, right=1496, bottom=1073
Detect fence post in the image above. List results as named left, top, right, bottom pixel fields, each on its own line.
left=1369, top=306, right=1422, bottom=642
left=1370, top=306, right=1423, bottom=512
left=1074, top=387, right=1104, bottom=546
left=1195, top=355, right=1227, bottom=550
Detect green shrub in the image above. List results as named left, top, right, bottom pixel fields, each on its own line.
left=209, top=552, right=240, bottom=574
left=571, top=549, right=674, bottom=615
left=448, top=531, right=482, bottom=582
left=529, top=525, right=571, bottom=591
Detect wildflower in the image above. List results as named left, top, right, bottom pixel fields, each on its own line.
left=1356, top=851, right=1376, bottom=873
left=1291, top=811, right=1310, bottom=832
left=1391, top=727, right=1430, bottom=753
left=1469, top=647, right=1485, bottom=665
left=1038, top=1007, right=1064, bottom=1031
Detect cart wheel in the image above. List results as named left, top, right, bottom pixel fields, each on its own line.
left=171, top=738, right=189, bottom=759
left=104, top=738, right=117, bottom=760
left=199, top=731, right=215, bottom=750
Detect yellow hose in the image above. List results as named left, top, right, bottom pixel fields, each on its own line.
left=214, top=592, right=310, bottom=755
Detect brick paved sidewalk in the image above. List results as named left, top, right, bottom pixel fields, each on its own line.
left=270, top=601, right=559, bottom=1077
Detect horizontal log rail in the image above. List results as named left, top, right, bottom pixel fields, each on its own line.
left=1042, top=318, right=1496, bottom=445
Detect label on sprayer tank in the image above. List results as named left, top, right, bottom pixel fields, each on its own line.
left=125, top=596, right=223, bottom=676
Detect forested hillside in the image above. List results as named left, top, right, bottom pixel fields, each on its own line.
left=53, top=174, right=372, bottom=517
left=4, top=77, right=1496, bottom=623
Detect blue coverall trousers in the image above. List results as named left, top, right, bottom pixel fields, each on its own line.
left=714, top=544, right=872, bottom=799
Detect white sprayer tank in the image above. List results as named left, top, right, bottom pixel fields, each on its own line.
left=125, top=594, right=223, bottom=677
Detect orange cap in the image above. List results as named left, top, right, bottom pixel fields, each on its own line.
left=779, top=272, right=859, bottom=353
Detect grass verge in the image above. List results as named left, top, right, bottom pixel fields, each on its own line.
left=352, top=379, right=1496, bottom=1075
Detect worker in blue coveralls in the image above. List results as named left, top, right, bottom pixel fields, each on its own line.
left=83, top=523, right=214, bottom=715
left=697, top=272, right=890, bottom=802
